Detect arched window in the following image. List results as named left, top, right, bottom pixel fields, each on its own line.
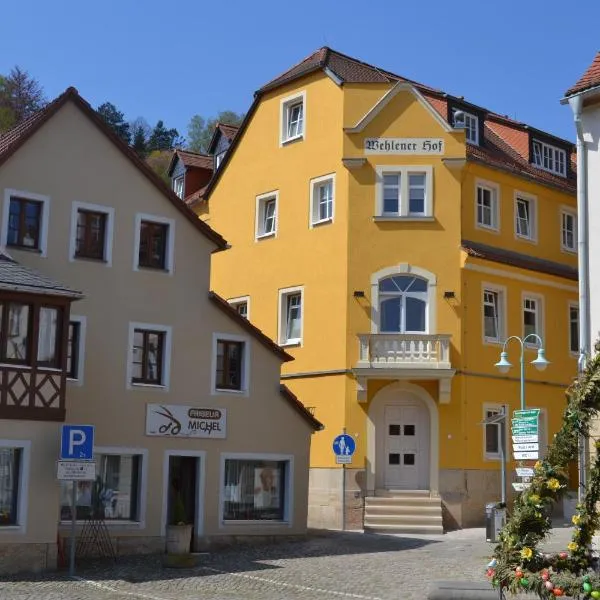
left=378, top=275, right=428, bottom=333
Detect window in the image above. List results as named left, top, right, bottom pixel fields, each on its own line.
left=2, top=189, right=50, bottom=257
left=255, top=192, right=278, bottom=239
left=532, top=140, right=566, bottom=177
left=280, top=92, right=305, bottom=144
left=476, top=182, right=499, bottom=230
left=215, top=152, right=226, bottom=169
left=223, top=458, right=288, bottom=521
left=515, top=195, right=536, bottom=241
left=378, top=275, right=428, bottom=333
left=453, top=109, right=479, bottom=145
left=484, top=407, right=502, bottom=460
left=134, top=214, right=175, bottom=273
left=75, top=210, right=107, bottom=260
left=60, top=453, right=142, bottom=521
left=569, top=304, right=579, bottom=355
left=4, top=303, right=30, bottom=363
left=127, top=322, right=172, bottom=390
left=173, top=176, right=184, bottom=199
left=523, top=295, right=543, bottom=340
left=310, top=174, right=335, bottom=226
left=67, top=317, right=86, bottom=382
left=37, top=307, right=60, bottom=368
left=561, top=209, right=577, bottom=253
left=216, top=340, right=244, bottom=391
left=228, top=297, right=249, bottom=319
left=483, top=288, right=504, bottom=343
left=0, top=447, right=21, bottom=526
left=375, top=166, right=433, bottom=218
left=279, top=288, right=303, bottom=345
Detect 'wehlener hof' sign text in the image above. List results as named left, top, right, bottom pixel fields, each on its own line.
left=146, top=404, right=226, bottom=438
left=364, top=138, right=444, bottom=155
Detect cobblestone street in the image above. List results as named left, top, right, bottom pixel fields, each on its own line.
left=0, top=526, right=580, bottom=600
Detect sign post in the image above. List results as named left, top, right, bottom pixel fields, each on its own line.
left=332, top=432, right=356, bottom=531
left=511, top=409, right=540, bottom=492
left=59, top=425, right=95, bottom=577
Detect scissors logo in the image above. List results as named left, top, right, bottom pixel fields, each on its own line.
left=155, top=405, right=182, bottom=435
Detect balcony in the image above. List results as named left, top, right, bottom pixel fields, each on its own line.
left=354, top=334, right=455, bottom=403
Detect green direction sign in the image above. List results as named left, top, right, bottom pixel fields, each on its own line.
left=512, top=409, right=539, bottom=436
left=513, top=409, right=541, bottom=420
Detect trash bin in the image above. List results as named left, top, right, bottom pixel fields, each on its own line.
left=485, top=503, right=506, bottom=542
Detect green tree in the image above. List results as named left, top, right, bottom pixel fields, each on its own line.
left=145, top=149, right=172, bottom=184
left=97, top=102, right=131, bottom=144
left=148, top=120, right=180, bottom=152
left=186, top=110, right=244, bottom=153
left=130, top=117, right=151, bottom=158
left=0, top=66, right=46, bottom=129
left=0, top=76, right=16, bottom=133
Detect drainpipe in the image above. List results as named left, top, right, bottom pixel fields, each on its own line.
left=568, top=93, right=590, bottom=502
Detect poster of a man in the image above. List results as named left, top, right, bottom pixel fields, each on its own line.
left=253, top=467, right=278, bottom=509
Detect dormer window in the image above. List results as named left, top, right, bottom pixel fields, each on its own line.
left=215, top=151, right=226, bottom=169
left=453, top=109, right=479, bottom=145
left=173, top=176, right=184, bottom=199
left=532, top=140, right=566, bottom=177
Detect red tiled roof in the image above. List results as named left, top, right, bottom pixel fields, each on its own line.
left=0, top=88, right=228, bottom=251
left=566, top=51, right=600, bottom=97
left=462, top=240, right=577, bottom=281
left=208, top=291, right=293, bottom=362
left=175, top=149, right=214, bottom=171
left=184, top=185, right=207, bottom=206
left=217, top=123, right=239, bottom=141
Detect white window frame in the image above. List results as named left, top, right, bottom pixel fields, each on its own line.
left=374, top=166, right=433, bottom=219
left=464, top=112, right=479, bottom=145
left=172, top=176, right=184, bottom=199
left=218, top=452, right=294, bottom=527
left=560, top=206, right=577, bottom=254
left=569, top=301, right=579, bottom=357
left=278, top=286, right=304, bottom=346
left=2, top=188, right=51, bottom=258
left=66, top=315, right=87, bottom=386
left=475, top=179, right=500, bottom=232
left=133, top=213, right=176, bottom=274
left=210, top=332, right=251, bottom=397
left=255, top=191, right=278, bottom=240
left=0, top=439, right=30, bottom=534
left=522, top=293, right=544, bottom=345
left=126, top=321, right=172, bottom=391
left=532, top=139, right=567, bottom=177
left=228, top=296, right=250, bottom=319
left=60, top=446, right=148, bottom=527
left=483, top=405, right=504, bottom=461
left=514, top=192, right=537, bottom=243
left=69, top=201, right=115, bottom=266
left=481, top=283, right=506, bottom=345
left=280, top=91, right=306, bottom=146
left=309, top=173, right=335, bottom=227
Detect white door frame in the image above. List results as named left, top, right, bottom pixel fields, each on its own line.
left=366, top=381, right=439, bottom=495
left=161, top=450, right=206, bottom=538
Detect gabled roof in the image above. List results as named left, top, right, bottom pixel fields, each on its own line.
left=565, top=51, right=600, bottom=97
left=0, top=252, right=83, bottom=299
left=207, top=122, right=240, bottom=155
left=167, top=149, right=214, bottom=176
left=279, top=384, right=324, bottom=431
left=205, top=47, right=576, bottom=200
left=0, top=87, right=228, bottom=251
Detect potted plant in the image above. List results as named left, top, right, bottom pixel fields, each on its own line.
left=166, top=493, right=193, bottom=555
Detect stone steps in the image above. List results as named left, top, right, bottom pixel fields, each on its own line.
left=364, top=490, right=444, bottom=535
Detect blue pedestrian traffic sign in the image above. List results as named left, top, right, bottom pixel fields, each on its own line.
left=60, top=425, right=95, bottom=460
left=333, top=434, right=355, bottom=464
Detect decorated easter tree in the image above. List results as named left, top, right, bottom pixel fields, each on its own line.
left=487, top=349, right=600, bottom=599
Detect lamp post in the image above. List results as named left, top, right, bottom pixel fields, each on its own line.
left=495, top=334, right=550, bottom=411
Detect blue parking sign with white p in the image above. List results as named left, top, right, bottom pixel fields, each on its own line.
left=333, top=434, right=355, bottom=457
left=60, top=425, right=94, bottom=460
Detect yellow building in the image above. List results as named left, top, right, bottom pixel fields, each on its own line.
left=195, top=48, right=578, bottom=530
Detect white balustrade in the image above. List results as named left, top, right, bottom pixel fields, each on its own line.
left=357, top=334, right=451, bottom=369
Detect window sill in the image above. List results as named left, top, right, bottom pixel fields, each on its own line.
left=0, top=525, right=22, bottom=532
left=7, top=245, right=42, bottom=254
left=484, top=455, right=502, bottom=462
left=130, top=382, right=168, bottom=391
left=515, top=234, right=537, bottom=244
left=373, top=216, right=435, bottom=222
left=281, top=134, right=304, bottom=146
left=136, top=265, right=172, bottom=274
left=561, top=246, right=577, bottom=255
left=221, top=520, right=289, bottom=527
left=214, top=387, right=247, bottom=396
left=59, top=520, right=142, bottom=528
left=311, top=218, right=333, bottom=228
left=74, top=254, right=109, bottom=264
left=476, top=223, right=500, bottom=234
left=280, top=340, right=301, bottom=348
left=483, top=339, right=504, bottom=347
left=256, top=232, right=276, bottom=241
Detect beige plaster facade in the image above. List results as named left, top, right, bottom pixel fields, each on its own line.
left=0, top=91, right=320, bottom=574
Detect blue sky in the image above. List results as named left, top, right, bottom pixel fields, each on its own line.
left=1, top=0, right=598, bottom=142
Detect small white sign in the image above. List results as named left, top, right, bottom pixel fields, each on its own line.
left=364, top=137, right=445, bottom=155
left=513, top=443, right=539, bottom=452
left=514, top=451, right=539, bottom=460
left=516, top=467, right=535, bottom=477
left=146, top=404, right=226, bottom=439
left=512, top=482, right=531, bottom=492
left=512, top=435, right=539, bottom=444
left=336, top=455, right=352, bottom=464
left=57, top=460, right=96, bottom=481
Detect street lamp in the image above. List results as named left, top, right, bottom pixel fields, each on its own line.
left=494, top=335, right=550, bottom=410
